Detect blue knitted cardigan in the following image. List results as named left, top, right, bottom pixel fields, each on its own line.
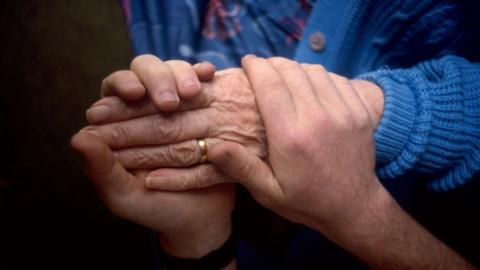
left=124, top=0, right=480, bottom=191
left=293, top=0, right=480, bottom=191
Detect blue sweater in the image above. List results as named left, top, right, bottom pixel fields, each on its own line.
left=123, top=0, right=480, bottom=191
left=296, top=0, right=480, bottom=191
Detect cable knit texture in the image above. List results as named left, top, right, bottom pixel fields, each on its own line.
left=125, top=0, right=480, bottom=192
left=294, top=0, right=480, bottom=191
left=361, top=57, right=480, bottom=191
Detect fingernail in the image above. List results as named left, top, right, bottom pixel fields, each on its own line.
left=86, top=105, right=111, bottom=123
left=156, top=91, right=179, bottom=111
left=158, top=91, right=178, bottom=102
left=182, top=78, right=200, bottom=92
left=123, top=81, right=143, bottom=91
left=145, top=177, right=152, bottom=188
left=78, top=128, right=101, bottom=138
left=243, top=54, right=255, bottom=59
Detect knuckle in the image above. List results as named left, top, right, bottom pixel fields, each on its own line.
left=127, top=149, right=151, bottom=168
left=336, top=112, right=355, bottom=132
left=282, top=131, right=309, bottom=154
left=270, top=57, right=300, bottom=72
left=179, top=174, right=193, bottom=190
left=236, top=160, right=256, bottom=183
left=307, top=64, right=327, bottom=75
left=166, top=60, right=190, bottom=69
left=332, top=74, right=350, bottom=87
left=110, top=124, right=129, bottom=146
left=310, top=108, right=330, bottom=125
left=166, top=142, right=197, bottom=166
left=186, top=166, right=216, bottom=189
left=130, top=54, right=157, bottom=70
left=147, top=115, right=182, bottom=140
left=354, top=111, right=373, bottom=131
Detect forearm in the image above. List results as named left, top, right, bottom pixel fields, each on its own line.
left=317, top=180, right=474, bottom=269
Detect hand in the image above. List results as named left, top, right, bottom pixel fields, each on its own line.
left=201, top=56, right=383, bottom=231
left=83, top=54, right=385, bottom=236
left=73, top=56, right=235, bottom=259
left=87, top=54, right=216, bottom=122
left=84, top=68, right=267, bottom=190
left=84, top=71, right=383, bottom=191
left=70, top=131, right=235, bottom=258
left=204, top=56, right=472, bottom=269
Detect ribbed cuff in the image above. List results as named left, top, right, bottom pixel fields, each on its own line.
left=358, top=70, right=417, bottom=171
left=359, top=56, right=480, bottom=191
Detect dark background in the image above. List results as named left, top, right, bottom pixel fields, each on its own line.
left=1, top=1, right=479, bottom=269
left=1, top=1, right=154, bottom=269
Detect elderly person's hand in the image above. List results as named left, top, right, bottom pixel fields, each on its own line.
left=85, top=67, right=267, bottom=190
left=72, top=57, right=236, bottom=262
left=71, top=132, right=234, bottom=259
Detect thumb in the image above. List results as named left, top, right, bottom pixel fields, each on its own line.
left=208, top=141, right=284, bottom=206
left=70, top=131, right=131, bottom=194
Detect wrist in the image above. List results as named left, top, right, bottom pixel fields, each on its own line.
left=315, top=178, right=393, bottom=244
left=350, top=79, right=384, bottom=127
left=159, top=216, right=232, bottom=259
left=316, top=181, right=402, bottom=263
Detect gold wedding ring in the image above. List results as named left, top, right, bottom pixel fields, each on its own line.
left=197, top=139, right=208, bottom=163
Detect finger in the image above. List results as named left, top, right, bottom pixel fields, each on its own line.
left=302, top=64, right=347, bottom=114
left=268, top=57, right=321, bottom=112
left=208, top=141, right=284, bottom=207
left=70, top=131, right=133, bottom=195
left=101, top=70, right=146, bottom=101
left=86, top=96, right=156, bottom=124
left=130, top=54, right=180, bottom=111
left=166, top=60, right=202, bottom=100
left=82, top=110, right=211, bottom=149
left=86, top=89, right=214, bottom=125
left=241, top=55, right=295, bottom=134
left=193, top=61, right=216, bottom=81
left=144, top=164, right=230, bottom=191
left=114, top=138, right=222, bottom=170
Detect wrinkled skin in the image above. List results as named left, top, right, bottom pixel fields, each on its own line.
left=86, top=64, right=384, bottom=189
left=84, top=68, right=267, bottom=189
left=80, top=55, right=385, bottom=232
left=73, top=57, right=240, bottom=259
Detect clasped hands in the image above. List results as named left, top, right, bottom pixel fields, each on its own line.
left=71, top=54, right=386, bottom=258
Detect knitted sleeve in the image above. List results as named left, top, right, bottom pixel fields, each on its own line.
left=359, top=55, right=480, bottom=191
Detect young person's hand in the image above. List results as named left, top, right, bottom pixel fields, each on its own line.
left=73, top=55, right=236, bottom=260
left=71, top=131, right=235, bottom=259
left=203, top=56, right=472, bottom=269
left=88, top=54, right=216, bottom=122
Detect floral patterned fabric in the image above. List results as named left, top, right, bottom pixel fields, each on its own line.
left=122, top=0, right=315, bottom=68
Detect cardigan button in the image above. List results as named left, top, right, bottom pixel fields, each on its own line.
left=308, top=31, right=326, bottom=52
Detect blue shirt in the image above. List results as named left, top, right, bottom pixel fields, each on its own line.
left=123, top=0, right=315, bottom=69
